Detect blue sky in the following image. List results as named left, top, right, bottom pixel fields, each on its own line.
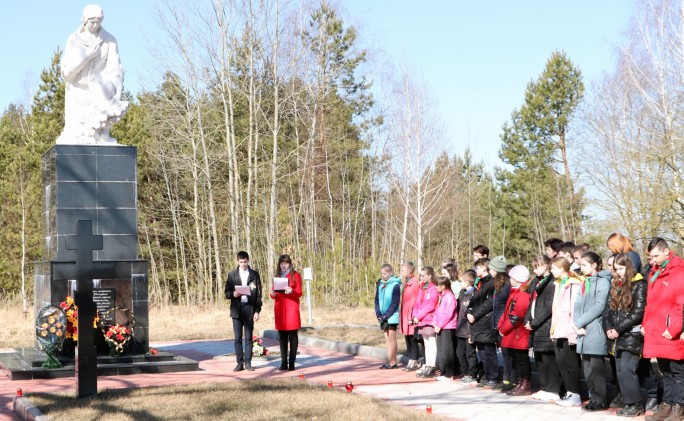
left=1, top=1, right=633, bottom=168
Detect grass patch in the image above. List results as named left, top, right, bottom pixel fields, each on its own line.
left=301, top=326, right=408, bottom=355
left=29, top=379, right=434, bottom=420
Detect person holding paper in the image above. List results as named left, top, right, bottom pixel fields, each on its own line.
left=269, top=254, right=302, bottom=371
left=225, top=251, right=262, bottom=372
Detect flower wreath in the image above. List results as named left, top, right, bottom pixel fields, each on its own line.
left=98, top=307, right=135, bottom=356
left=35, top=305, right=68, bottom=368
left=252, top=335, right=269, bottom=357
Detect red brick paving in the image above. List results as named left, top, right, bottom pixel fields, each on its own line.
left=0, top=339, right=432, bottom=420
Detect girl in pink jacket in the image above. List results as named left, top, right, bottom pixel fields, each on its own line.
left=434, top=276, right=458, bottom=380
left=412, top=266, right=439, bottom=378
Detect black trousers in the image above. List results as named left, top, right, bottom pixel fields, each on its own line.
left=404, top=334, right=420, bottom=361
left=658, top=358, right=684, bottom=405
left=437, top=329, right=456, bottom=377
left=615, top=351, right=640, bottom=405
left=501, top=347, right=518, bottom=382
left=582, top=354, right=608, bottom=404
left=232, top=303, right=255, bottom=366
left=476, top=342, right=498, bottom=381
left=510, top=348, right=531, bottom=379
left=639, top=358, right=662, bottom=400
left=278, top=330, right=299, bottom=367
left=534, top=350, right=562, bottom=395
left=553, top=338, right=581, bottom=394
left=456, top=336, right=478, bottom=376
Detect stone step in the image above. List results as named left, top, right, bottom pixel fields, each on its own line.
left=0, top=348, right=199, bottom=381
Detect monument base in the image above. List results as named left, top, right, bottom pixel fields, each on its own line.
left=34, top=260, right=150, bottom=354
left=0, top=348, right=199, bottom=381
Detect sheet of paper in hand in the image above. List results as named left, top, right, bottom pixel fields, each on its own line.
left=235, top=285, right=252, bottom=295
left=273, top=277, right=289, bottom=292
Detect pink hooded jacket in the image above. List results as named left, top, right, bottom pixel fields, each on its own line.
left=412, top=281, right=439, bottom=327
left=434, top=289, right=458, bottom=330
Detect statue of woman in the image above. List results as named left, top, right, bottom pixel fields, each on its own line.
left=57, top=4, right=128, bottom=145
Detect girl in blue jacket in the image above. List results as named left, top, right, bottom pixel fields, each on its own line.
left=375, top=264, right=402, bottom=369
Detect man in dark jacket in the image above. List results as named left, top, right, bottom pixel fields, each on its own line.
left=225, top=251, right=262, bottom=372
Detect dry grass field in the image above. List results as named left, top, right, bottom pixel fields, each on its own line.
left=29, top=379, right=436, bottom=420
left=0, top=296, right=381, bottom=347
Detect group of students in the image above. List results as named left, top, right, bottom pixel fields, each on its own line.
left=374, top=234, right=684, bottom=419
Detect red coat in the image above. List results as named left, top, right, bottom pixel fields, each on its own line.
left=643, top=253, right=684, bottom=359
left=270, top=271, right=302, bottom=331
left=400, top=276, right=419, bottom=335
left=497, top=287, right=531, bottom=350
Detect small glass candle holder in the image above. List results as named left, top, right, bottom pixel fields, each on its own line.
left=345, top=381, right=353, bottom=393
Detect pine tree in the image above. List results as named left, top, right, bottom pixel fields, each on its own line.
left=28, top=49, right=65, bottom=147
left=496, top=51, right=584, bottom=259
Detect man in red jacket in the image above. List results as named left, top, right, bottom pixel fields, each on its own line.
left=642, top=237, right=684, bottom=421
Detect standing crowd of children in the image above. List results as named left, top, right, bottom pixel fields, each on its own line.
left=374, top=234, right=684, bottom=419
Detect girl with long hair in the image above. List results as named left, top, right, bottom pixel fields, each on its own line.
left=603, top=253, right=647, bottom=416
left=269, top=254, right=302, bottom=371
left=574, top=251, right=612, bottom=412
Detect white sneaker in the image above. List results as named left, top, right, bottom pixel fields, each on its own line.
left=556, top=392, right=582, bottom=407
left=533, top=391, right=558, bottom=401
left=531, top=391, right=548, bottom=400
left=435, top=375, right=452, bottom=381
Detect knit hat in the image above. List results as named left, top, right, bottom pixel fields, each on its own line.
left=509, top=265, right=530, bottom=283
left=489, top=256, right=507, bottom=273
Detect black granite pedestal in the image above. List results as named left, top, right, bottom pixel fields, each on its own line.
left=34, top=145, right=149, bottom=352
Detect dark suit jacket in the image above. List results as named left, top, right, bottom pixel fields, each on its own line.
left=225, top=267, right=263, bottom=318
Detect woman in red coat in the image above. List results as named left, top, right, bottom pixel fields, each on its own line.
left=270, top=254, right=302, bottom=371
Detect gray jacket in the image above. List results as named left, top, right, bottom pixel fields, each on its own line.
left=573, top=269, right=612, bottom=355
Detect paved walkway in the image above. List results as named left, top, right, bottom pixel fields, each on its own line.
left=0, top=340, right=646, bottom=420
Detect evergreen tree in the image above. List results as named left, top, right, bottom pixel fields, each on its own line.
left=28, top=49, right=65, bottom=147
left=496, top=51, right=584, bottom=260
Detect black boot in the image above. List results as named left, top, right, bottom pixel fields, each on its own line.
left=288, top=331, right=298, bottom=369
left=278, top=330, right=288, bottom=370
left=617, top=403, right=645, bottom=417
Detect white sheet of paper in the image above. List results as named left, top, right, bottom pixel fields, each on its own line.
left=235, top=285, right=251, bottom=295
left=273, top=277, right=288, bottom=291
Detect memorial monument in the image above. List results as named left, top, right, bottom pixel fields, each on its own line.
left=35, top=4, right=144, bottom=397
left=0, top=5, right=197, bottom=391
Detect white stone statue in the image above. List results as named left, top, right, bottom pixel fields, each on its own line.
left=56, top=4, right=128, bottom=145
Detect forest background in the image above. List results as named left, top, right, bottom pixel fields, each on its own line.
left=0, top=0, right=682, bottom=312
